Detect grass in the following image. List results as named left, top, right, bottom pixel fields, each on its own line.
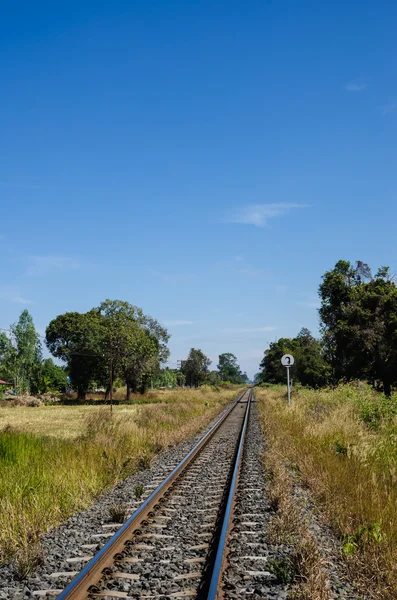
left=0, top=386, right=241, bottom=566
left=263, top=429, right=331, bottom=598
left=0, top=404, right=138, bottom=439
left=257, top=383, right=397, bottom=599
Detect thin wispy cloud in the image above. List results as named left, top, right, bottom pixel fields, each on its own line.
left=26, top=255, right=81, bottom=276
left=226, top=203, right=309, bottom=227
left=11, top=295, right=34, bottom=305
left=0, top=286, right=33, bottom=305
left=345, top=79, right=368, bottom=92
left=379, top=103, right=397, bottom=116
left=162, top=320, right=194, bottom=326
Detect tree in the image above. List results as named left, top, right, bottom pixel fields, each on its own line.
left=294, top=328, right=330, bottom=388
left=319, top=260, right=360, bottom=383
left=46, top=300, right=170, bottom=400
left=9, top=310, right=42, bottom=394
left=154, top=368, right=178, bottom=388
left=0, top=332, right=15, bottom=385
left=97, top=300, right=170, bottom=397
left=181, top=348, right=211, bottom=387
left=208, top=370, right=222, bottom=386
left=258, top=329, right=330, bottom=388
left=37, top=359, right=69, bottom=393
left=240, top=371, right=249, bottom=384
left=319, top=260, right=397, bottom=396
left=217, top=353, right=246, bottom=383
left=259, top=337, right=298, bottom=384
left=46, top=310, right=105, bottom=399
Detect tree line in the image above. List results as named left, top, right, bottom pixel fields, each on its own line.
left=0, top=299, right=248, bottom=399
left=257, top=260, right=397, bottom=396
left=0, top=311, right=68, bottom=395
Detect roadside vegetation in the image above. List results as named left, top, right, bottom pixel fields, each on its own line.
left=257, top=384, right=397, bottom=599
left=0, top=386, right=240, bottom=565
left=0, top=300, right=248, bottom=402
left=256, top=260, right=397, bottom=398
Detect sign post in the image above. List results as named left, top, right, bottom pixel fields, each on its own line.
left=281, top=354, right=294, bottom=406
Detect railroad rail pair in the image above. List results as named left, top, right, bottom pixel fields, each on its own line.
left=58, top=388, right=253, bottom=600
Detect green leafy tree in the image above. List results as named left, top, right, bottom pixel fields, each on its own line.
left=46, top=310, right=105, bottom=399
left=182, top=348, right=211, bottom=387
left=46, top=300, right=170, bottom=400
left=217, top=353, right=247, bottom=383
left=97, top=300, right=170, bottom=397
left=208, top=370, right=222, bottom=386
left=259, top=329, right=330, bottom=388
left=154, top=368, right=178, bottom=388
left=37, top=359, right=69, bottom=393
left=294, top=328, right=331, bottom=388
left=8, top=310, right=42, bottom=394
left=0, top=332, right=15, bottom=385
left=319, top=260, right=359, bottom=382
left=320, top=260, right=397, bottom=396
left=259, top=337, right=298, bottom=384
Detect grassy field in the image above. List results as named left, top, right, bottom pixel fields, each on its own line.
left=257, top=383, right=397, bottom=599
left=0, top=386, right=241, bottom=567
left=0, top=404, right=139, bottom=438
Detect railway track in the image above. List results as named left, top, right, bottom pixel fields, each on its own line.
left=55, top=388, right=253, bottom=600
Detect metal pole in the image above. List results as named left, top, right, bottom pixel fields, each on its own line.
left=287, top=366, right=291, bottom=406
left=109, top=345, right=113, bottom=413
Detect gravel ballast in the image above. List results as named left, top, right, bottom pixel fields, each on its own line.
left=222, top=400, right=288, bottom=600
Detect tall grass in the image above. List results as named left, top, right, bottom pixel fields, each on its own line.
left=257, top=384, right=397, bottom=599
left=0, top=386, right=240, bottom=564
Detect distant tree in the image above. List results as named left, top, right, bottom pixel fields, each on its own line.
left=0, top=332, right=14, bottom=385
left=46, top=300, right=170, bottom=399
left=46, top=310, right=105, bottom=399
left=208, top=370, right=222, bottom=385
left=259, top=329, right=330, bottom=388
left=182, top=348, right=211, bottom=387
left=217, top=353, right=246, bottom=383
left=154, top=367, right=178, bottom=388
left=237, top=371, right=249, bottom=383
left=294, top=328, right=331, bottom=388
left=38, top=359, right=68, bottom=393
left=96, top=300, right=170, bottom=397
left=259, top=337, right=298, bottom=384
left=9, top=310, right=42, bottom=394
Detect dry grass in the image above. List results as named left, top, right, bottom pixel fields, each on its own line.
left=257, top=384, right=397, bottom=599
left=292, top=533, right=331, bottom=600
left=0, top=404, right=138, bottom=439
left=0, top=387, right=236, bottom=439
left=0, top=386, right=241, bottom=566
left=263, top=432, right=332, bottom=597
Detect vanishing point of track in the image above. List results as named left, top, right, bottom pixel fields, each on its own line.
left=57, top=388, right=252, bottom=600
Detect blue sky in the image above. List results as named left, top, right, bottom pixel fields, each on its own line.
left=1, top=1, right=397, bottom=378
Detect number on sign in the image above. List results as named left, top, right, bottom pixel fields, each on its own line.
left=281, top=354, right=294, bottom=367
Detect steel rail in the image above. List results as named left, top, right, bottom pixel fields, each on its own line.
left=57, top=388, right=249, bottom=600
left=206, top=388, right=252, bottom=600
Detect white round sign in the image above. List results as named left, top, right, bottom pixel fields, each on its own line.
left=281, top=354, right=294, bottom=367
